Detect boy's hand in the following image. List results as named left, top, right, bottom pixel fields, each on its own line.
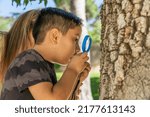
left=79, top=62, right=91, bottom=82
left=67, top=53, right=89, bottom=74
left=73, top=83, right=82, bottom=100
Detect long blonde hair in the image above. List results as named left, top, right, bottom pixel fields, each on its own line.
left=1, top=9, right=39, bottom=80
left=0, top=31, right=6, bottom=61
left=0, top=32, right=6, bottom=82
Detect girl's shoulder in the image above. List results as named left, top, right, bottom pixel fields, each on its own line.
left=9, top=49, right=44, bottom=69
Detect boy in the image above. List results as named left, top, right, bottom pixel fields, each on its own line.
left=0, top=7, right=91, bottom=100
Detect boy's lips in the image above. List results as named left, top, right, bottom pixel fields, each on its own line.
left=69, top=56, right=73, bottom=60
left=70, top=53, right=76, bottom=59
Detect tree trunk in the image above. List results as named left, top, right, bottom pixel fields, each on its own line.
left=71, top=0, right=93, bottom=100
left=100, top=0, right=150, bottom=99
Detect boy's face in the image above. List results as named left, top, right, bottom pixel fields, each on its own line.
left=56, top=26, right=82, bottom=65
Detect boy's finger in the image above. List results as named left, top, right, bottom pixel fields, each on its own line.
left=81, top=52, right=88, bottom=58
left=78, top=89, right=81, bottom=95
left=75, top=96, right=79, bottom=100
left=84, top=56, right=89, bottom=61
left=85, top=67, right=91, bottom=72
left=85, top=62, right=90, bottom=67
left=80, top=83, right=83, bottom=86
left=86, top=65, right=91, bottom=71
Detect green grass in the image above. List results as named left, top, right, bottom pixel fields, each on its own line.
left=56, top=72, right=100, bottom=100
left=90, top=72, right=100, bottom=100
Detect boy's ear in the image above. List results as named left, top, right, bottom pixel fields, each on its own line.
left=48, top=28, right=61, bottom=44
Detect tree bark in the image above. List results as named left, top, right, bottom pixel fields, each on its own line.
left=100, top=0, right=150, bottom=99
left=71, top=0, right=93, bottom=100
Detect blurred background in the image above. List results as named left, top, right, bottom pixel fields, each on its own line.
left=0, top=0, right=103, bottom=100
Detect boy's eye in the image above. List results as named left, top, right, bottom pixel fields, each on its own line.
left=73, top=38, right=77, bottom=41
left=75, top=39, right=79, bottom=43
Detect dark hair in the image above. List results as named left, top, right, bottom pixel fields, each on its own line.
left=32, top=7, right=82, bottom=44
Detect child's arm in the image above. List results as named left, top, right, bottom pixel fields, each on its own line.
left=69, top=63, right=91, bottom=100
left=28, top=53, right=89, bottom=100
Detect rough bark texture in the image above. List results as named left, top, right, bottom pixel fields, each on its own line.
left=100, top=0, right=150, bottom=99
left=71, top=0, right=93, bottom=100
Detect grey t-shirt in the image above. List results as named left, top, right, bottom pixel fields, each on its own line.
left=0, top=49, right=57, bottom=100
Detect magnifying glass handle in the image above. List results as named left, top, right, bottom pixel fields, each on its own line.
left=82, top=35, right=92, bottom=53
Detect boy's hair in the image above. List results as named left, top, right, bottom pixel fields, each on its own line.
left=32, top=7, right=82, bottom=44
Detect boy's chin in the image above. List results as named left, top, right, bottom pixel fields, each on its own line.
left=53, top=59, right=70, bottom=66
left=60, top=61, right=69, bottom=65
left=56, top=60, right=69, bottom=66
left=50, top=60, right=68, bottom=66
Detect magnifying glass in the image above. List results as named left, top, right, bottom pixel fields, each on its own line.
left=82, top=35, right=92, bottom=52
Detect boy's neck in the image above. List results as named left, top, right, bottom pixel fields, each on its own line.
left=33, top=45, right=53, bottom=63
